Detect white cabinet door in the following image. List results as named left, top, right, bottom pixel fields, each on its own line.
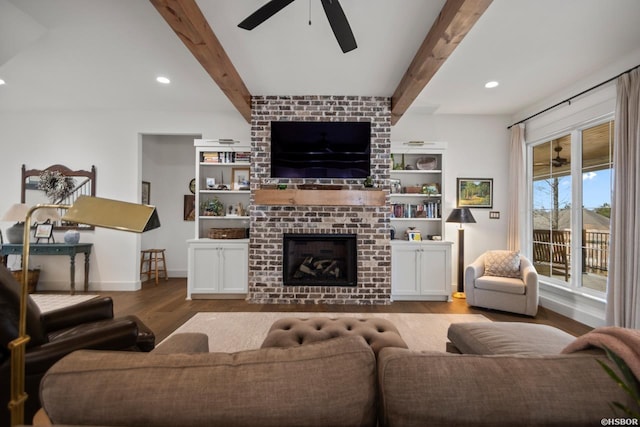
left=391, top=241, right=452, bottom=301
left=219, top=243, right=248, bottom=293
left=391, top=244, right=421, bottom=297
left=188, top=243, right=219, bottom=297
left=187, top=240, right=248, bottom=299
left=418, top=245, right=451, bottom=299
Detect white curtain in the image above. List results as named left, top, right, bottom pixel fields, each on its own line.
left=507, top=123, right=525, bottom=251
left=607, top=68, right=640, bottom=328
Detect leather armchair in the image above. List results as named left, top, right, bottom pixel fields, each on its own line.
left=0, top=264, right=154, bottom=427
left=465, top=252, right=539, bottom=317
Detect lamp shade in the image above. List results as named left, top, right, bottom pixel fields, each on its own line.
left=62, top=196, right=160, bottom=232
left=1, top=203, right=30, bottom=222
left=33, top=207, right=61, bottom=223
left=446, top=207, right=476, bottom=224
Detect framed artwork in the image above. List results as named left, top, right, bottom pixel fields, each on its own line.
left=34, top=222, right=54, bottom=243
left=457, top=178, right=493, bottom=208
left=183, top=195, right=195, bottom=221
left=142, top=181, right=151, bottom=205
left=407, top=230, right=422, bottom=242
left=231, top=167, right=250, bottom=190
left=422, top=183, right=440, bottom=195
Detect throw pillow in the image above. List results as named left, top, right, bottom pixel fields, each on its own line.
left=484, top=250, right=521, bottom=278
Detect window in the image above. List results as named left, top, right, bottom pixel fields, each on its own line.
left=529, top=119, right=613, bottom=294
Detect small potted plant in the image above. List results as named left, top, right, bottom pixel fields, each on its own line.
left=200, top=198, right=223, bottom=216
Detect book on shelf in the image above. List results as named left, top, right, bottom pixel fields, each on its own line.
left=391, top=201, right=441, bottom=219
left=201, top=151, right=251, bottom=164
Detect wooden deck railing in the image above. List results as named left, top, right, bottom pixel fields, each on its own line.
left=582, top=230, right=609, bottom=273
left=532, top=229, right=610, bottom=279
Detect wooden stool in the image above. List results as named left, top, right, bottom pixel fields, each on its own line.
left=140, top=249, right=168, bottom=285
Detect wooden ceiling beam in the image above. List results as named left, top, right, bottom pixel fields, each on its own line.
left=390, top=0, right=492, bottom=125
left=149, top=0, right=252, bottom=123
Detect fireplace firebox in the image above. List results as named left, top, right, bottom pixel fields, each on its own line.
left=283, top=233, right=357, bottom=286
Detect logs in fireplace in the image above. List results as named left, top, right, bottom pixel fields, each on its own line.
left=283, top=233, right=357, bottom=286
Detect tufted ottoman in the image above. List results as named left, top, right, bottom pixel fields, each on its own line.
left=261, top=317, right=408, bottom=355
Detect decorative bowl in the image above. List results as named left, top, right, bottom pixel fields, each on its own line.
left=416, top=157, right=437, bottom=170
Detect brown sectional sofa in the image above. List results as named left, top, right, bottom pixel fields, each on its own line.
left=35, top=322, right=635, bottom=427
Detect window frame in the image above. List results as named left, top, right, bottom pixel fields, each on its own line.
left=526, top=113, right=613, bottom=297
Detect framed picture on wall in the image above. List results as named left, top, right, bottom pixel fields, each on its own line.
left=142, top=181, right=151, bottom=205
left=183, top=195, right=195, bottom=221
left=457, top=178, right=493, bottom=208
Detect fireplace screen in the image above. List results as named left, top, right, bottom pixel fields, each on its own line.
left=283, top=233, right=357, bottom=286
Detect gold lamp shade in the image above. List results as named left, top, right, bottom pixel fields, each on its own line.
left=62, top=196, right=160, bottom=232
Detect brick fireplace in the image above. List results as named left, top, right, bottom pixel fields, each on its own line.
left=248, top=95, right=391, bottom=304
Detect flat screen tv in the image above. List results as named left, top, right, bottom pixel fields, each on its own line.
left=270, top=121, right=371, bottom=179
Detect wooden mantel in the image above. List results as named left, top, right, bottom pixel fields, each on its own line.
left=254, top=189, right=386, bottom=207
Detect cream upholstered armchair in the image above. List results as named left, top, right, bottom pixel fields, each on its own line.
left=464, top=250, right=539, bottom=316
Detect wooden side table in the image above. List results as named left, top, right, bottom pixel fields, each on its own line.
left=0, top=243, right=93, bottom=294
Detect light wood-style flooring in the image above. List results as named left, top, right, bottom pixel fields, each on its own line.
left=97, top=278, right=593, bottom=343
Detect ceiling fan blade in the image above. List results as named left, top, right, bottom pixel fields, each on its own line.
left=238, top=0, right=295, bottom=30
left=320, top=0, right=357, bottom=53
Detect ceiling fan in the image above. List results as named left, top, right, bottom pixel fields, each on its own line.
left=238, top=0, right=358, bottom=53
left=534, top=141, right=570, bottom=168
left=551, top=142, right=569, bottom=167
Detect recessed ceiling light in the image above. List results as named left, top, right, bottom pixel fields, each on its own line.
left=156, top=76, right=170, bottom=84
left=484, top=81, right=499, bottom=89
left=0, top=79, right=5, bottom=85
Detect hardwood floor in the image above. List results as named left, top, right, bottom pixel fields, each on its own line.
left=99, top=278, right=593, bottom=343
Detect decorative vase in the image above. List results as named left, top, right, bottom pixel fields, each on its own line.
left=6, top=223, right=24, bottom=244
left=64, top=230, right=80, bottom=244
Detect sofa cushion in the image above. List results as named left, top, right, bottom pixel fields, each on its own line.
left=447, top=322, right=577, bottom=355
left=484, top=250, right=521, bottom=278
left=41, top=335, right=378, bottom=427
left=261, top=317, right=408, bottom=355
left=475, top=275, right=525, bottom=295
left=377, top=348, right=629, bottom=427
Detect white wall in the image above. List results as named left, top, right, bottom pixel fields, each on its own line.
left=0, top=108, right=510, bottom=293
left=392, top=113, right=512, bottom=290
left=0, top=110, right=249, bottom=291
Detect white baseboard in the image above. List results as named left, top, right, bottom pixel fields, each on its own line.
left=36, top=281, right=142, bottom=292
left=539, top=282, right=606, bottom=328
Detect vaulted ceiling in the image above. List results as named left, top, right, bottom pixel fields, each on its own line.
left=149, top=0, right=491, bottom=124
left=1, top=0, right=640, bottom=124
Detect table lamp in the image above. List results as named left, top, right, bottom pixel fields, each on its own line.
left=1, top=204, right=30, bottom=244
left=8, top=195, right=160, bottom=426
left=32, top=207, right=61, bottom=224
left=446, top=207, right=476, bottom=299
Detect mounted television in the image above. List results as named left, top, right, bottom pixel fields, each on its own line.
left=270, top=121, right=371, bottom=179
